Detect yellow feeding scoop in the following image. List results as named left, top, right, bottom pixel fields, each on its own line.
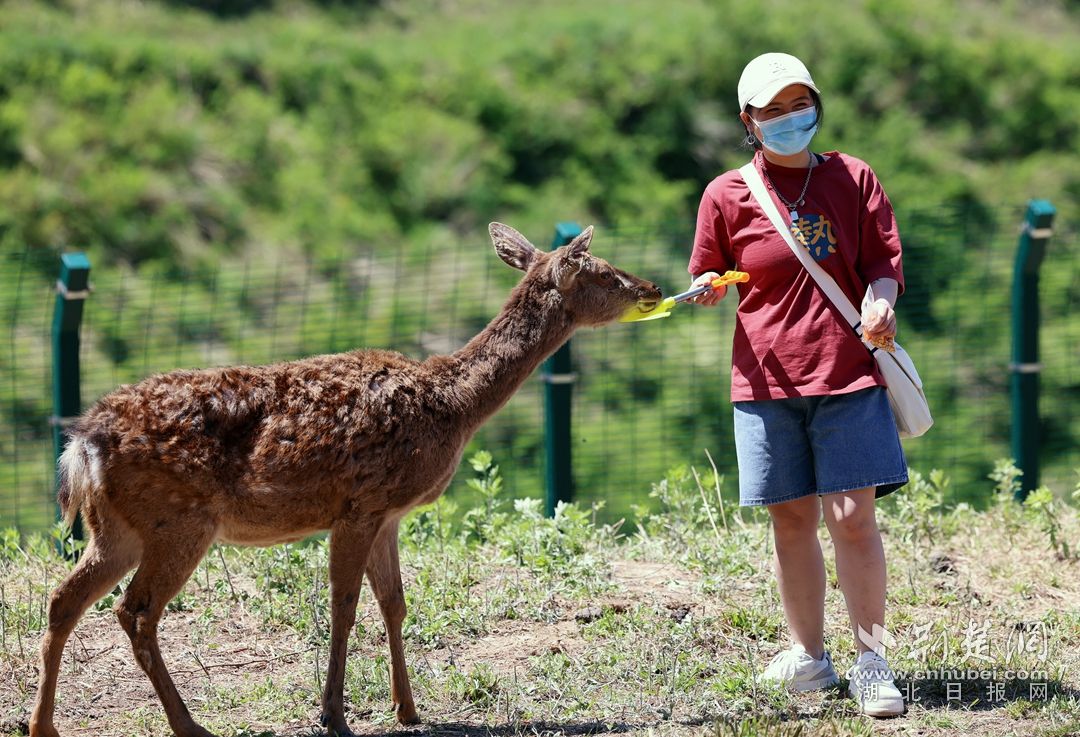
left=619, top=270, right=749, bottom=323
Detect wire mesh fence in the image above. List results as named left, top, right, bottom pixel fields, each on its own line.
left=2, top=202, right=1077, bottom=532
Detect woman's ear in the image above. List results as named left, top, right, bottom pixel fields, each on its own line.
left=739, top=111, right=755, bottom=134
left=740, top=110, right=761, bottom=147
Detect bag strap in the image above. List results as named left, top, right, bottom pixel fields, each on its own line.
left=738, top=160, right=870, bottom=345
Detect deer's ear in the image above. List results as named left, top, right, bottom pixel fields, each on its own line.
left=565, top=225, right=594, bottom=257
left=553, top=225, right=593, bottom=289
left=549, top=227, right=587, bottom=290
left=489, top=222, right=538, bottom=272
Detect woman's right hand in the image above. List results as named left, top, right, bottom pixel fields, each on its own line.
left=690, top=272, right=727, bottom=306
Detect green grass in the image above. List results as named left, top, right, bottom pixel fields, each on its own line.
left=0, top=455, right=1078, bottom=736
left=3, top=0, right=1080, bottom=533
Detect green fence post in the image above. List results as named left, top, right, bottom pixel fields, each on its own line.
left=1010, top=200, right=1054, bottom=502
left=543, top=222, right=581, bottom=517
left=52, top=252, right=91, bottom=542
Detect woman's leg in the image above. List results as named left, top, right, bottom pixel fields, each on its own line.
left=767, top=494, right=827, bottom=659
left=821, top=487, right=886, bottom=655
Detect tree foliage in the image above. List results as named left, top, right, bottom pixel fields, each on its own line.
left=0, top=0, right=1075, bottom=269
left=1, top=0, right=1078, bottom=527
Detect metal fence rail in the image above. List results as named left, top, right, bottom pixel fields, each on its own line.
left=2, top=203, right=1077, bottom=531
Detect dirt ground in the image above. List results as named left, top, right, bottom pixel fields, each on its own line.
left=2, top=546, right=1078, bottom=737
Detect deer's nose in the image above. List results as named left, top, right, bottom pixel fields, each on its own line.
left=636, top=283, right=662, bottom=311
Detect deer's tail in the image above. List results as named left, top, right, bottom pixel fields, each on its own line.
left=57, top=435, right=102, bottom=529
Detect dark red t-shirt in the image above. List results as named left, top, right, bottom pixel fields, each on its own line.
left=688, top=152, right=905, bottom=402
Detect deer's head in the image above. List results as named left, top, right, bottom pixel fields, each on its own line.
left=489, top=222, right=662, bottom=326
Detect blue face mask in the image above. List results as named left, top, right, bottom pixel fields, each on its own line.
left=752, top=108, right=818, bottom=156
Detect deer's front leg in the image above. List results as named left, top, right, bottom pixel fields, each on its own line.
left=366, top=520, right=419, bottom=725
left=321, top=517, right=379, bottom=737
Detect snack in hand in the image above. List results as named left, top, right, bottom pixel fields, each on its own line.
left=861, top=284, right=896, bottom=352
left=862, top=329, right=895, bottom=353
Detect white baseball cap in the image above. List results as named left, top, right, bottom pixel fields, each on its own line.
left=737, top=52, right=819, bottom=110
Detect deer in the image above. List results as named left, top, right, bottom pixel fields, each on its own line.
left=30, top=222, right=662, bottom=737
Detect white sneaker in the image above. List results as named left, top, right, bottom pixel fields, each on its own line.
left=759, top=644, right=840, bottom=691
left=847, top=651, right=906, bottom=716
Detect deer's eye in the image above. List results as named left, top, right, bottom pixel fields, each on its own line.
left=599, top=271, right=613, bottom=282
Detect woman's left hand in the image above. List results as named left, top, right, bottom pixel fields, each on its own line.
left=861, top=297, right=896, bottom=341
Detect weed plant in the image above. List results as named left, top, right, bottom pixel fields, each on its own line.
left=0, top=455, right=1077, bottom=736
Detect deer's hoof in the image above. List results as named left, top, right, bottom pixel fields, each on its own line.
left=28, top=720, right=60, bottom=737
left=395, top=703, right=420, bottom=725
left=319, top=712, right=355, bottom=737
left=177, top=726, right=217, bottom=737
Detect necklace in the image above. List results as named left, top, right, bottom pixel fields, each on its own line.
left=759, top=152, right=814, bottom=223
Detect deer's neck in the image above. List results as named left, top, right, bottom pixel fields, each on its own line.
left=438, top=282, right=572, bottom=427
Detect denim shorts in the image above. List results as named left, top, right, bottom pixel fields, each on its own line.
left=733, top=386, right=908, bottom=507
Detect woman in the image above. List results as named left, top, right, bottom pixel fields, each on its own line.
left=688, top=52, right=907, bottom=717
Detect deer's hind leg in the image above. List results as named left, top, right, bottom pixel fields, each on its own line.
left=114, top=518, right=217, bottom=737
left=366, top=519, right=419, bottom=725
left=30, top=505, right=141, bottom=737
